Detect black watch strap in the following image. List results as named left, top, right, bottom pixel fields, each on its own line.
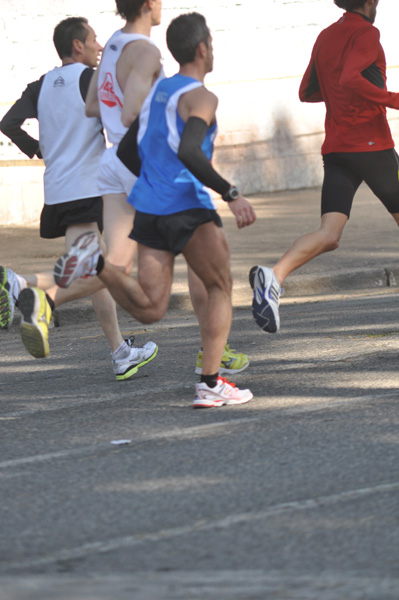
left=223, top=186, right=240, bottom=202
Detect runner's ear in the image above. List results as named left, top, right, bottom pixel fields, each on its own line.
left=72, top=38, right=84, bottom=56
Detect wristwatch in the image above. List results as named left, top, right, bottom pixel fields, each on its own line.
left=223, top=186, right=240, bottom=202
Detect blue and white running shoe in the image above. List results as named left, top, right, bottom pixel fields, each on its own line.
left=249, top=266, right=281, bottom=333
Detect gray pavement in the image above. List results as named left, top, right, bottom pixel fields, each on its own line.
left=1, top=186, right=399, bottom=599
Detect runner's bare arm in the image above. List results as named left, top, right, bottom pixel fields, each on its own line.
left=178, top=85, right=218, bottom=126
left=120, top=41, right=162, bottom=127
left=85, top=68, right=100, bottom=118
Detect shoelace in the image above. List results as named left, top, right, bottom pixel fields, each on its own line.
left=225, top=343, right=237, bottom=353
left=217, top=376, right=235, bottom=388
left=269, top=279, right=281, bottom=303
left=125, top=335, right=136, bottom=347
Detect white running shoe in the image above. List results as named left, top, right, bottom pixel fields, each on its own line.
left=54, top=232, right=102, bottom=288
left=113, top=337, right=158, bottom=381
left=0, top=266, right=26, bottom=329
left=193, top=376, right=253, bottom=409
left=249, top=265, right=281, bottom=333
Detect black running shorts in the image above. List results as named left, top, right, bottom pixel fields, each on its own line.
left=40, top=197, right=103, bottom=239
left=129, top=208, right=223, bottom=255
left=322, top=149, right=399, bottom=218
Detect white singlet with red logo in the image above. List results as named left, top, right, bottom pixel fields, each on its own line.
left=98, top=30, right=163, bottom=146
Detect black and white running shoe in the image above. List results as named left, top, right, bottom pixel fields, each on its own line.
left=249, top=266, right=281, bottom=333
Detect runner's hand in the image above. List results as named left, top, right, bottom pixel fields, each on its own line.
left=228, top=195, right=256, bottom=229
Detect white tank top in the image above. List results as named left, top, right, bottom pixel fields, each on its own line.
left=98, top=30, right=164, bottom=145
left=37, top=63, right=105, bottom=205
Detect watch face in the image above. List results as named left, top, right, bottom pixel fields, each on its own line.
left=230, top=187, right=239, bottom=199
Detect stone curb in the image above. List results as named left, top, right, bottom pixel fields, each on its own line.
left=281, top=266, right=396, bottom=296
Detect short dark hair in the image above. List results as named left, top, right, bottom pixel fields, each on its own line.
left=334, top=0, right=368, bottom=10
left=53, top=17, right=89, bottom=60
left=166, top=12, right=210, bottom=66
left=115, top=0, right=147, bottom=21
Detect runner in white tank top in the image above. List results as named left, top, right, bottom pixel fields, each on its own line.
left=85, top=0, right=163, bottom=232
left=96, top=29, right=165, bottom=197
left=38, top=2, right=164, bottom=373
left=98, top=30, right=163, bottom=146
left=38, top=62, right=104, bottom=205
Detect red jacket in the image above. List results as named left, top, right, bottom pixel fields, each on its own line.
left=299, top=11, right=399, bottom=154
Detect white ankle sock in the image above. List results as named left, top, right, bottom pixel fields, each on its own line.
left=16, top=273, right=27, bottom=291
left=8, top=270, right=27, bottom=301
left=112, top=341, right=129, bottom=360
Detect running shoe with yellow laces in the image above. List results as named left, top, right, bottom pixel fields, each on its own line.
left=18, top=287, right=52, bottom=358
left=195, top=343, right=249, bottom=375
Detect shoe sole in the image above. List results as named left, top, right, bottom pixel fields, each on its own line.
left=19, top=289, right=49, bottom=359
left=0, top=266, right=12, bottom=330
left=249, top=266, right=257, bottom=289
left=54, top=254, right=79, bottom=289
left=115, top=345, right=158, bottom=381
left=54, top=232, right=99, bottom=288
left=195, top=361, right=250, bottom=375
left=193, top=393, right=253, bottom=409
left=252, top=304, right=278, bottom=333
left=193, top=399, right=225, bottom=408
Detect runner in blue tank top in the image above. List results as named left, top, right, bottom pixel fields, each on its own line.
left=53, top=12, right=257, bottom=408
left=127, top=73, right=218, bottom=215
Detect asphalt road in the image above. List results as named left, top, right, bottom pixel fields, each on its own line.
left=0, top=287, right=398, bottom=599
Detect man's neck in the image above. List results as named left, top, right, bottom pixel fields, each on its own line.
left=61, top=57, right=80, bottom=66
left=179, top=64, right=206, bottom=83
left=122, top=18, right=152, bottom=37
left=350, top=9, right=372, bottom=22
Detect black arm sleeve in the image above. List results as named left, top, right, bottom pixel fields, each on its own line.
left=79, top=67, right=95, bottom=102
left=299, top=60, right=323, bottom=103
left=116, top=117, right=141, bottom=177
left=177, top=117, right=231, bottom=196
left=361, top=63, right=385, bottom=89
left=0, top=77, right=43, bottom=158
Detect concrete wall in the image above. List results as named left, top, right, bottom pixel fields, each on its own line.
left=1, top=0, right=399, bottom=225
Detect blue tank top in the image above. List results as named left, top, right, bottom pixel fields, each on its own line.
left=127, top=73, right=218, bottom=215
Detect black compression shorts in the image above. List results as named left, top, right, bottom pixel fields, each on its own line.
left=129, top=208, right=222, bottom=255
left=322, top=149, right=399, bottom=218
left=40, top=197, right=103, bottom=239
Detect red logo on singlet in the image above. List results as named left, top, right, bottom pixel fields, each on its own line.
left=99, top=72, right=123, bottom=108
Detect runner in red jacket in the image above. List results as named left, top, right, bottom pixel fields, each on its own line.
left=250, top=0, right=399, bottom=335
